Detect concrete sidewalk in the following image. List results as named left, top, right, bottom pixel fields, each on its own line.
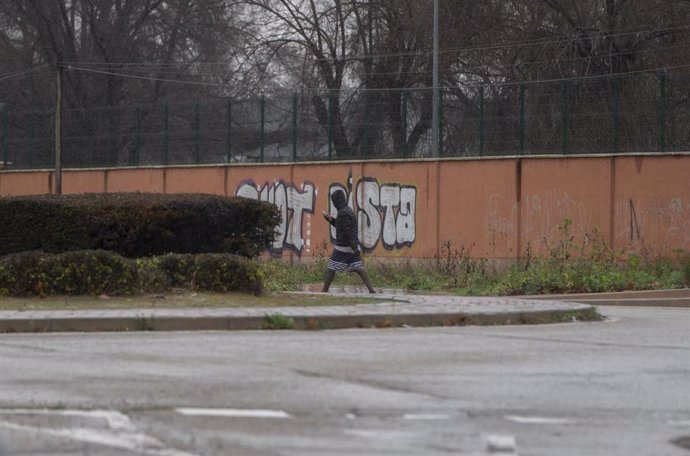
left=0, top=291, right=598, bottom=333
left=524, top=287, right=690, bottom=307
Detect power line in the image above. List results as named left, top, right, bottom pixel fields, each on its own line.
left=59, top=23, right=690, bottom=68
left=299, top=23, right=690, bottom=64
left=0, top=66, right=52, bottom=82
left=56, top=39, right=690, bottom=87
left=66, top=61, right=690, bottom=92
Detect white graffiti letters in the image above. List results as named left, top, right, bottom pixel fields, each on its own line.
left=236, top=180, right=315, bottom=253
left=330, top=178, right=417, bottom=251
left=357, top=179, right=382, bottom=249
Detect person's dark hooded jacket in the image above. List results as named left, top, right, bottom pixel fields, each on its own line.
left=329, top=190, right=360, bottom=251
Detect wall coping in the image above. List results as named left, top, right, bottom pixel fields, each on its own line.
left=1, top=151, right=689, bottom=174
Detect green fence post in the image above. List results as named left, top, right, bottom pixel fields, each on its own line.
left=363, top=89, right=370, bottom=158
left=163, top=103, right=170, bottom=165
left=438, top=88, right=444, bottom=156
left=658, top=72, right=666, bottom=152
left=260, top=94, right=265, bottom=163
left=479, top=85, right=485, bottom=156
left=81, top=110, right=87, bottom=167
left=49, top=111, right=55, bottom=167
left=106, top=107, right=113, bottom=166
left=327, top=92, right=334, bottom=160
left=2, top=111, right=8, bottom=169
left=561, top=81, right=569, bottom=154
left=402, top=90, right=408, bottom=156
left=194, top=101, right=201, bottom=164
left=227, top=99, right=232, bottom=163
left=134, top=106, right=141, bottom=166
left=292, top=93, right=297, bottom=161
left=613, top=78, right=620, bottom=153
left=28, top=112, right=34, bottom=167
left=519, top=84, right=525, bottom=155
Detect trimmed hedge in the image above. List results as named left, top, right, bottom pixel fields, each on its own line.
left=155, top=253, right=263, bottom=295
left=0, top=250, right=264, bottom=296
left=0, top=193, right=280, bottom=258
left=0, top=250, right=140, bottom=296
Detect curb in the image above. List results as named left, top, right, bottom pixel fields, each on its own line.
left=524, top=288, right=690, bottom=308
left=0, top=299, right=598, bottom=334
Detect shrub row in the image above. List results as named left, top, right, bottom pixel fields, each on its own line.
left=0, top=250, right=263, bottom=296
left=0, top=193, right=280, bottom=258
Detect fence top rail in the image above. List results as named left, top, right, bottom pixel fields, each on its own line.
left=1, top=151, right=688, bottom=175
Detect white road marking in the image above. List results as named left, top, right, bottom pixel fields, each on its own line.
left=402, top=413, right=451, bottom=421
left=0, top=409, right=198, bottom=456
left=0, top=408, right=134, bottom=431
left=486, top=434, right=518, bottom=454
left=175, top=408, right=290, bottom=419
left=505, top=415, right=575, bottom=424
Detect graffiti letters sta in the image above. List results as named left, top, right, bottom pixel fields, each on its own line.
left=329, top=177, right=416, bottom=251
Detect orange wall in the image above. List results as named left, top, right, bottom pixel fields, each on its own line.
left=520, top=158, right=613, bottom=256
left=613, top=155, right=690, bottom=255
left=1, top=154, right=688, bottom=259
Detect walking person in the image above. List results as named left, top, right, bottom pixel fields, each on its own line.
left=322, top=189, right=376, bottom=293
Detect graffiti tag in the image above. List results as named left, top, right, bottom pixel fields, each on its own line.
left=236, top=179, right=315, bottom=253
left=330, top=177, right=416, bottom=251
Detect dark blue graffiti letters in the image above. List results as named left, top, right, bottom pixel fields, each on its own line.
left=236, top=179, right=315, bottom=253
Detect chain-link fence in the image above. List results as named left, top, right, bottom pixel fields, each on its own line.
left=1, top=70, right=688, bottom=170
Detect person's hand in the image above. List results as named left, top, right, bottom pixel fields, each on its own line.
left=322, top=210, right=332, bottom=222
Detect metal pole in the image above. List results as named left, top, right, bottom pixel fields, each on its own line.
left=134, top=106, right=141, bottom=166
left=194, top=101, right=201, bottom=163
left=363, top=90, right=370, bottom=158
left=2, top=111, right=8, bottom=170
left=292, top=93, right=297, bottom=161
left=106, top=107, right=113, bottom=166
left=260, top=94, right=265, bottom=163
left=327, top=93, right=333, bottom=160
left=402, top=90, right=408, bottom=156
left=479, top=85, right=485, bottom=156
left=227, top=99, right=232, bottom=163
left=431, top=0, right=439, bottom=157
left=28, top=112, right=34, bottom=167
left=519, top=84, right=525, bottom=155
left=561, top=81, right=569, bottom=154
left=658, top=71, right=666, bottom=152
left=613, top=78, right=620, bottom=153
left=438, top=87, right=444, bottom=156
left=55, top=65, right=62, bottom=194
left=164, top=103, right=170, bottom=165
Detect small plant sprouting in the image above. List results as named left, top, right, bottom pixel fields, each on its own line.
left=262, top=313, right=295, bottom=330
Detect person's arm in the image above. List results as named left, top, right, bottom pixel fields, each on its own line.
left=323, top=211, right=336, bottom=227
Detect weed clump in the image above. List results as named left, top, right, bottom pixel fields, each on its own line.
left=259, top=218, right=689, bottom=296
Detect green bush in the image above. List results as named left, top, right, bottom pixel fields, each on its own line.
left=0, top=250, right=140, bottom=296
left=157, top=253, right=264, bottom=295
left=0, top=251, right=45, bottom=296
left=0, top=250, right=264, bottom=297
left=0, top=193, right=280, bottom=258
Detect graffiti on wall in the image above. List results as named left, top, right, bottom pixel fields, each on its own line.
left=329, top=175, right=417, bottom=251
left=236, top=173, right=417, bottom=255
left=524, top=191, right=594, bottom=247
left=616, top=197, right=690, bottom=250
left=236, top=179, right=315, bottom=254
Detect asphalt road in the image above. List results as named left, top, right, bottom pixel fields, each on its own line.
left=0, top=306, right=688, bottom=456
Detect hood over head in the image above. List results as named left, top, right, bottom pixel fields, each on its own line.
left=330, top=190, right=348, bottom=210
